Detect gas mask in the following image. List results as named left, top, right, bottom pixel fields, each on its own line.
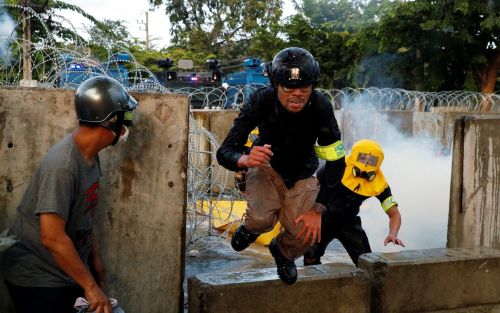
left=352, top=152, right=379, bottom=181
left=352, top=166, right=376, bottom=181
left=116, top=125, right=129, bottom=144
left=106, top=111, right=133, bottom=146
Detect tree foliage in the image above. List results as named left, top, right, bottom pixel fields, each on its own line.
left=4, top=0, right=117, bottom=45
left=149, top=0, right=283, bottom=58
left=375, top=0, right=500, bottom=92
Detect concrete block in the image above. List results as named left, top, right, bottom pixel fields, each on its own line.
left=189, top=263, right=370, bottom=313
left=448, top=116, right=500, bottom=249
left=209, top=110, right=239, bottom=193
left=359, top=247, right=500, bottom=313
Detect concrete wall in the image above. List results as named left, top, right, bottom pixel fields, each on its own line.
left=189, top=264, right=370, bottom=313
left=192, top=110, right=239, bottom=193
left=359, top=247, right=500, bottom=313
left=0, top=87, right=189, bottom=313
left=448, top=116, right=500, bottom=249
left=195, top=109, right=475, bottom=158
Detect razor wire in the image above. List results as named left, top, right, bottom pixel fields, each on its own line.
left=1, top=4, right=500, bottom=245
left=186, top=114, right=247, bottom=244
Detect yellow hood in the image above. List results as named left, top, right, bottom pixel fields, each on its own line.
left=341, top=139, right=388, bottom=197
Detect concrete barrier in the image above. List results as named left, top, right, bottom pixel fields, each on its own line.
left=448, top=116, right=500, bottom=250
left=359, top=247, right=500, bottom=313
left=0, top=87, right=188, bottom=313
left=188, top=264, right=370, bottom=313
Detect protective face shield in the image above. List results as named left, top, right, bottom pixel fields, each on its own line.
left=269, top=47, right=320, bottom=88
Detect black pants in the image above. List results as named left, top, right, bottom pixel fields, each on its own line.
left=306, top=214, right=371, bottom=266
left=5, top=281, right=84, bottom=313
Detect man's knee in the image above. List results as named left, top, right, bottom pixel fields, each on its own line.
left=246, top=216, right=276, bottom=233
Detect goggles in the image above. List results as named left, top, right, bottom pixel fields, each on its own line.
left=108, top=110, right=135, bottom=127
left=123, top=110, right=135, bottom=127
left=280, top=85, right=313, bottom=93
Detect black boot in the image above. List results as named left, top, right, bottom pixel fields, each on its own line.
left=269, top=238, right=297, bottom=285
left=231, top=225, right=259, bottom=251
left=303, top=246, right=322, bottom=266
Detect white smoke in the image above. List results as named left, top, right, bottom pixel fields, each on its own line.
left=0, top=5, right=17, bottom=62
left=343, top=108, right=452, bottom=253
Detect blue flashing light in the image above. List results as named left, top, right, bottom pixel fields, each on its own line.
left=70, top=63, right=84, bottom=70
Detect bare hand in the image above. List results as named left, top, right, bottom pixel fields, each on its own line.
left=384, top=235, right=405, bottom=247
left=294, top=209, right=322, bottom=245
left=246, top=144, right=273, bottom=167
left=91, top=254, right=106, bottom=288
left=85, top=285, right=112, bottom=313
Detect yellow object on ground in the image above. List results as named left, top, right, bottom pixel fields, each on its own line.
left=196, top=200, right=280, bottom=246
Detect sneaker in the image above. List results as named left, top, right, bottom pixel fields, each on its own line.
left=231, top=225, right=259, bottom=251
left=268, top=238, right=297, bottom=285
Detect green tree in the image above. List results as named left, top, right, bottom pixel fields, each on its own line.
left=4, top=0, right=111, bottom=44
left=149, top=0, right=283, bottom=58
left=376, top=0, right=500, bottom=93
left=283, top=0, right=392, bottom=88
left=246, top=22, right=286, bottom=62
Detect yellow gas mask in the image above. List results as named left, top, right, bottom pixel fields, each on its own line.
left=341, top=139, right=388, bottom=196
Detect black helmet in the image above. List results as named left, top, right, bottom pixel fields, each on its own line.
left=270, top=47, right=320, bottom=87
left=75, top=76, right=137, bottom=127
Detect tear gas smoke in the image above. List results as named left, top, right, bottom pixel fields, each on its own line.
left=343, top=108, right=452, bottom=253
left=0, top=5, right=17, bottom=62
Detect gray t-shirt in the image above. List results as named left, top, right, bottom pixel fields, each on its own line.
left=2, top=134, right=101, bottom=287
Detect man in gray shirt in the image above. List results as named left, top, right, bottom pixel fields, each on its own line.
left=2, top=76, right=137, bottom=313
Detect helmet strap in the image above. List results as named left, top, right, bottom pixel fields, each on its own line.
left=100, top=112, right=125, bottom=146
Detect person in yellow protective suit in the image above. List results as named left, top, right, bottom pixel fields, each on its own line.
left=303, top=139, right=405, bottom=266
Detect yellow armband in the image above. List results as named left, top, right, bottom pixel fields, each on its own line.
left=314, top=140, right=346, bottom=161
left=381, top=196, right=398, bottom=212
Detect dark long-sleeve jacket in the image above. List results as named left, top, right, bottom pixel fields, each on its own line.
left=216, top=86, right=345, bottom=206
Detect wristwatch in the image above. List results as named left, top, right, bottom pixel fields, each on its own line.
left=312, top=202, right=326, bottom=214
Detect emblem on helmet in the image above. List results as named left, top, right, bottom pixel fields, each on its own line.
left=290, top=68, right=301, bottom=80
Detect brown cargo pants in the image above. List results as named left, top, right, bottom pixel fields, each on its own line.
left=244, top=164, right=320, bottom=261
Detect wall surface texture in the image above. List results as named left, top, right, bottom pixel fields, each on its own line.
left=448, top=116, right=500, bottom=249
left=0, top=87, right=189, bottom=313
